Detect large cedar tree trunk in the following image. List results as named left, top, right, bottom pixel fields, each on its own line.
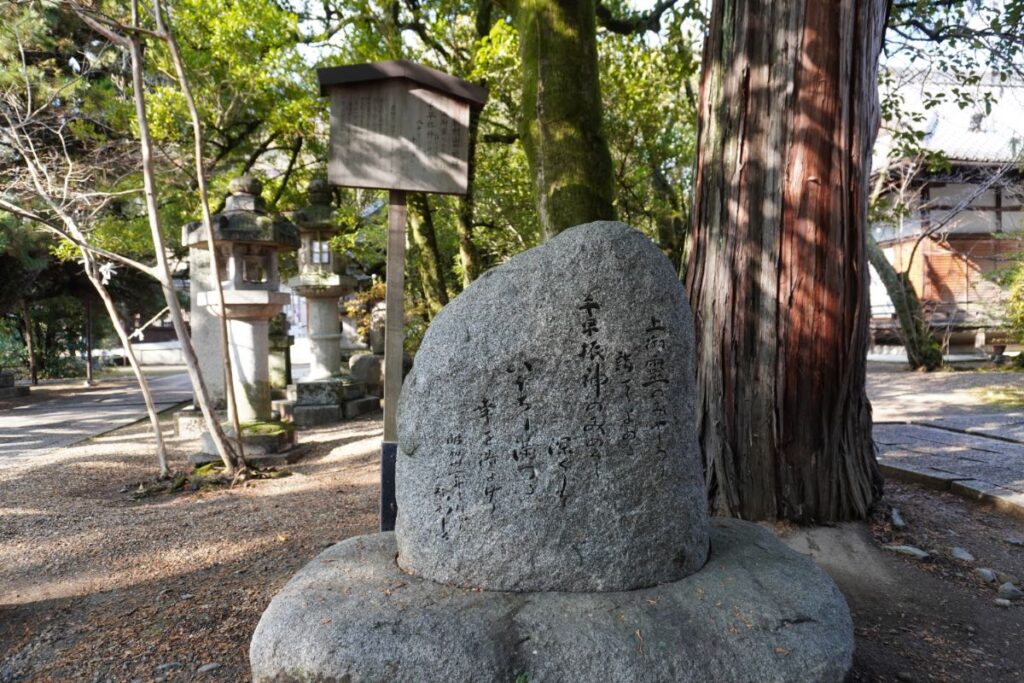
left=515, top=0, right=616, bottom=237
left=686, top=0, right=888, bottom=522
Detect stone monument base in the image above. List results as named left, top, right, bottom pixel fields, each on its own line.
left=189, top=421, right=303, bottom=468
left=278, top=376, right=377, bottom=427
left=250, top=519, right=853, bottom=683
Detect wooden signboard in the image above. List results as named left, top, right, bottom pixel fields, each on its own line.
left=318, top=60, right=487, bottom=531
left=328, top=81, right=471, bottom=194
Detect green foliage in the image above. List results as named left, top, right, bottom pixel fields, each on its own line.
left=344, top=281, right=386, bottom=342
left=1005, top=267, right=1024, bottom=343
left=600, top=13, right=700, bottom=266
left=0, top=319, right=28, bottom=371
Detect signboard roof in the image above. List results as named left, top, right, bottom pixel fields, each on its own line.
left=317, top=59, right=488, bottom=108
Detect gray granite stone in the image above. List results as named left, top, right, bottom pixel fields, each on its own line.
left=395, top=221, right=708, bottom=592
left=348, top=353, right=383, bottom=395
left=287, top=377, right=364, bottom=406
left=976, top=567, right=998, bottom=583
left=950, top=546, right=975, bottom=562
left=250, top=520, right=853, bottom=683
left=885, top=544, right=930, bottom=560
left=998, top=582, right=1023, bottom=601
left=291, top=404, right=342, bottom=427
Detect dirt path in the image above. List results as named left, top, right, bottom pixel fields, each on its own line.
left=0, top=413, right=381, bottom=682
left=866, top=364, right=1024, bottom=422
left=0, top=373, right=192, bottom=463
left=781, top=481, right=1024, bottom=682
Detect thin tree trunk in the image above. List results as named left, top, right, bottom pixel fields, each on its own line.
left=81, top=251, right=170, bottom=477
left=452, top=0, right=494, bottom=288
left=651, top=163, right=687, bottom=275
left=21, top=299, right=38, bottom=385
left=84, top=297, right=94, bottom=385
left=866, top=233, right=941, bottom=370
left=71, top=0, right=241, bottom=474
left=154, top=0, right=248, bottom=468
left=515, top=0, right=616, bottom=237
left=408, top=193, right=449, bottom=315
left=125, top=34, right=239, bottom=473
left=686, top=0, right=887, bottom=523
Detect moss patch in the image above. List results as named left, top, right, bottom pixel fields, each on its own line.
left=240, top=420, right=295, bottom=436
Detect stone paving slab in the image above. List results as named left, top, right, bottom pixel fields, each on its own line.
left=925, top=412, right=1024, bottom=443
left=0, top=373, right=191, bottom=467
left=875, top=422, right=1024, bottom=517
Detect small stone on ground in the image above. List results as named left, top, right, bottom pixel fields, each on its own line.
left=950, top=547, right=975, bottom=562
left=885, top=545, right=930, bottom=560
left=997, top=582, right=1023, bottom=601
left=976, top=568, right=998, bottom=583
left=890, top=507, right=907, bottom=530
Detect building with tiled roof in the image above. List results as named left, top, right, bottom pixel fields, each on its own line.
left=870, top=73, right=1024, bottom=354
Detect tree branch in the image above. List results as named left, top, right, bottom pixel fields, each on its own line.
left=596, top=0, right=678, bottom=35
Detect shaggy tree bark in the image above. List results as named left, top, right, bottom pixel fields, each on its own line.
left=513, top=0, right=616, bottom=237
left=686, top=0, right=887, bottom=522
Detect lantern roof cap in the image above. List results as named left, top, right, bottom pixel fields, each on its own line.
left=183, top=176, right=298, bottom=249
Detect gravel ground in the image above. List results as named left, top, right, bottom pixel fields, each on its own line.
left=0, top=411, right=381, bottom=682
left=2, top=366, right=1023, bottom=682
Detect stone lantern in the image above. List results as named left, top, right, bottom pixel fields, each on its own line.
left=282, top=180, right=378, bottom=426
left=184, top=176, right=299, bottom=426
left=289, top=179, right=355, bottom=380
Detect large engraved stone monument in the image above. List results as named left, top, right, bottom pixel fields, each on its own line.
left=251, top=223, right=853, bottom=682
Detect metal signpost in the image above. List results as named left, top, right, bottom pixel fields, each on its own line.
left=317, top=60, right=487, bottom=531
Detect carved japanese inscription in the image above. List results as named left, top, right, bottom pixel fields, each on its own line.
left=394, top=222, right=710, bottom=592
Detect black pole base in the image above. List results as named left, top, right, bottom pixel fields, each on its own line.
left=380, top=441, right=398, bottom=532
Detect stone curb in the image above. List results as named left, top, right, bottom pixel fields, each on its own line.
left=879, top=462, right=1024, bottom=519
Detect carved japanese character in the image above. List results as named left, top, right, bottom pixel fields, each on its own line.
left=578, top=341, right=605, bottom=361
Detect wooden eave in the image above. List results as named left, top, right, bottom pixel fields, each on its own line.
left=316, top=59, right=488, bottom=108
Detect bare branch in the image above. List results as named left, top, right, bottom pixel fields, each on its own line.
left=596, top=0, right=678, bottom=35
